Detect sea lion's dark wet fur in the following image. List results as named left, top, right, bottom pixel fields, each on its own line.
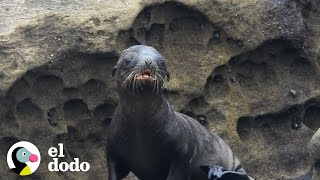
left=107, top=45, right=249, bottom=180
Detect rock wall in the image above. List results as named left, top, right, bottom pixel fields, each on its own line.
left=0, top=0, right=320, bottom=179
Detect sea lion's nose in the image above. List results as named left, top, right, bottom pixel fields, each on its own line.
left=141, top=57, right=156, bottom=68
left=145, top=60, right=153, bottom=67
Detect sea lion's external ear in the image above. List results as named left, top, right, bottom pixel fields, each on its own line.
left=112, top=66, right=117, bottom=77
left=167, top=72, right=170, bottom=81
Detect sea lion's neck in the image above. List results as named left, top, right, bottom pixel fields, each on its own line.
left=118, top=90, right=167, bottom=119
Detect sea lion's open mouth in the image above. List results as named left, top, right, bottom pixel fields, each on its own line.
left=136, top=70, right=156, bottom=80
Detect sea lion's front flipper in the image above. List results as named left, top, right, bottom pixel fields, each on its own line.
left=207, top=166, right=254, bottom=180
left=166, top=159, right=189, bottom=180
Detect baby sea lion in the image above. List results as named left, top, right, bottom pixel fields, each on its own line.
left=107, top=45, right=253, bottom=180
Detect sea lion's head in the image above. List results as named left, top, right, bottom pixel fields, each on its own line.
left=112, top=45, right=170, bottom=94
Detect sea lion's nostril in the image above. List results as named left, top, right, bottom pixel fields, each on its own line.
left=144, top=60, right=153, bottom=67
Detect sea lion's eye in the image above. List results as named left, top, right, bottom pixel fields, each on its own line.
left=159, top=59, right=165, bottom=66
left=125, top=58, right=132, bottom=64
left=22, top=152, right=26, bottom=156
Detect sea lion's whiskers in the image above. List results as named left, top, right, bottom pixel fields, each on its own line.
left=151, top=69, right=157, bottom=93
left=157, top=72, right=165, bottom=86
left=128, top=72, right=135, bottom=90
left=137, top=78, right=142, bottom=92
left=126, top=70, right=136, bottom=92
left=122, top=72, right=132, bottom=86
left=136, top=69, right=142, bottom=92
left=157, top=69, right=170, bottom=80
left=123, top=66, right=139, bottom=78
left=133, top=73, right=138, bottom=93
left=122, top=68, right=135, bottom=74
left=157, top=78, right=161, bottom=94
left=155, top=72, right=164, bottom=94
left=122, top=67, right=140, bottom=87
left=158, top=72, right=165, bottom=83
left=123, top=70, right=136, bottom=87
left=152, top=78, right=157, bottom=93
left=155, top=78, right=159, bottom=94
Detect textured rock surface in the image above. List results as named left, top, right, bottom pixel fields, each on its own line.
left=309, top=129, right=320, bottom=162
left=309, top=128, right=320, bottom=180
left=0, top=0, right=320, bottom=179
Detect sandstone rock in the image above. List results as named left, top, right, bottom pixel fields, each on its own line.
left=308, top=129, right=320, bottom=180
left=309, top=129, right=320, bottom=161
left=0, top=0, right=320, bottom=179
